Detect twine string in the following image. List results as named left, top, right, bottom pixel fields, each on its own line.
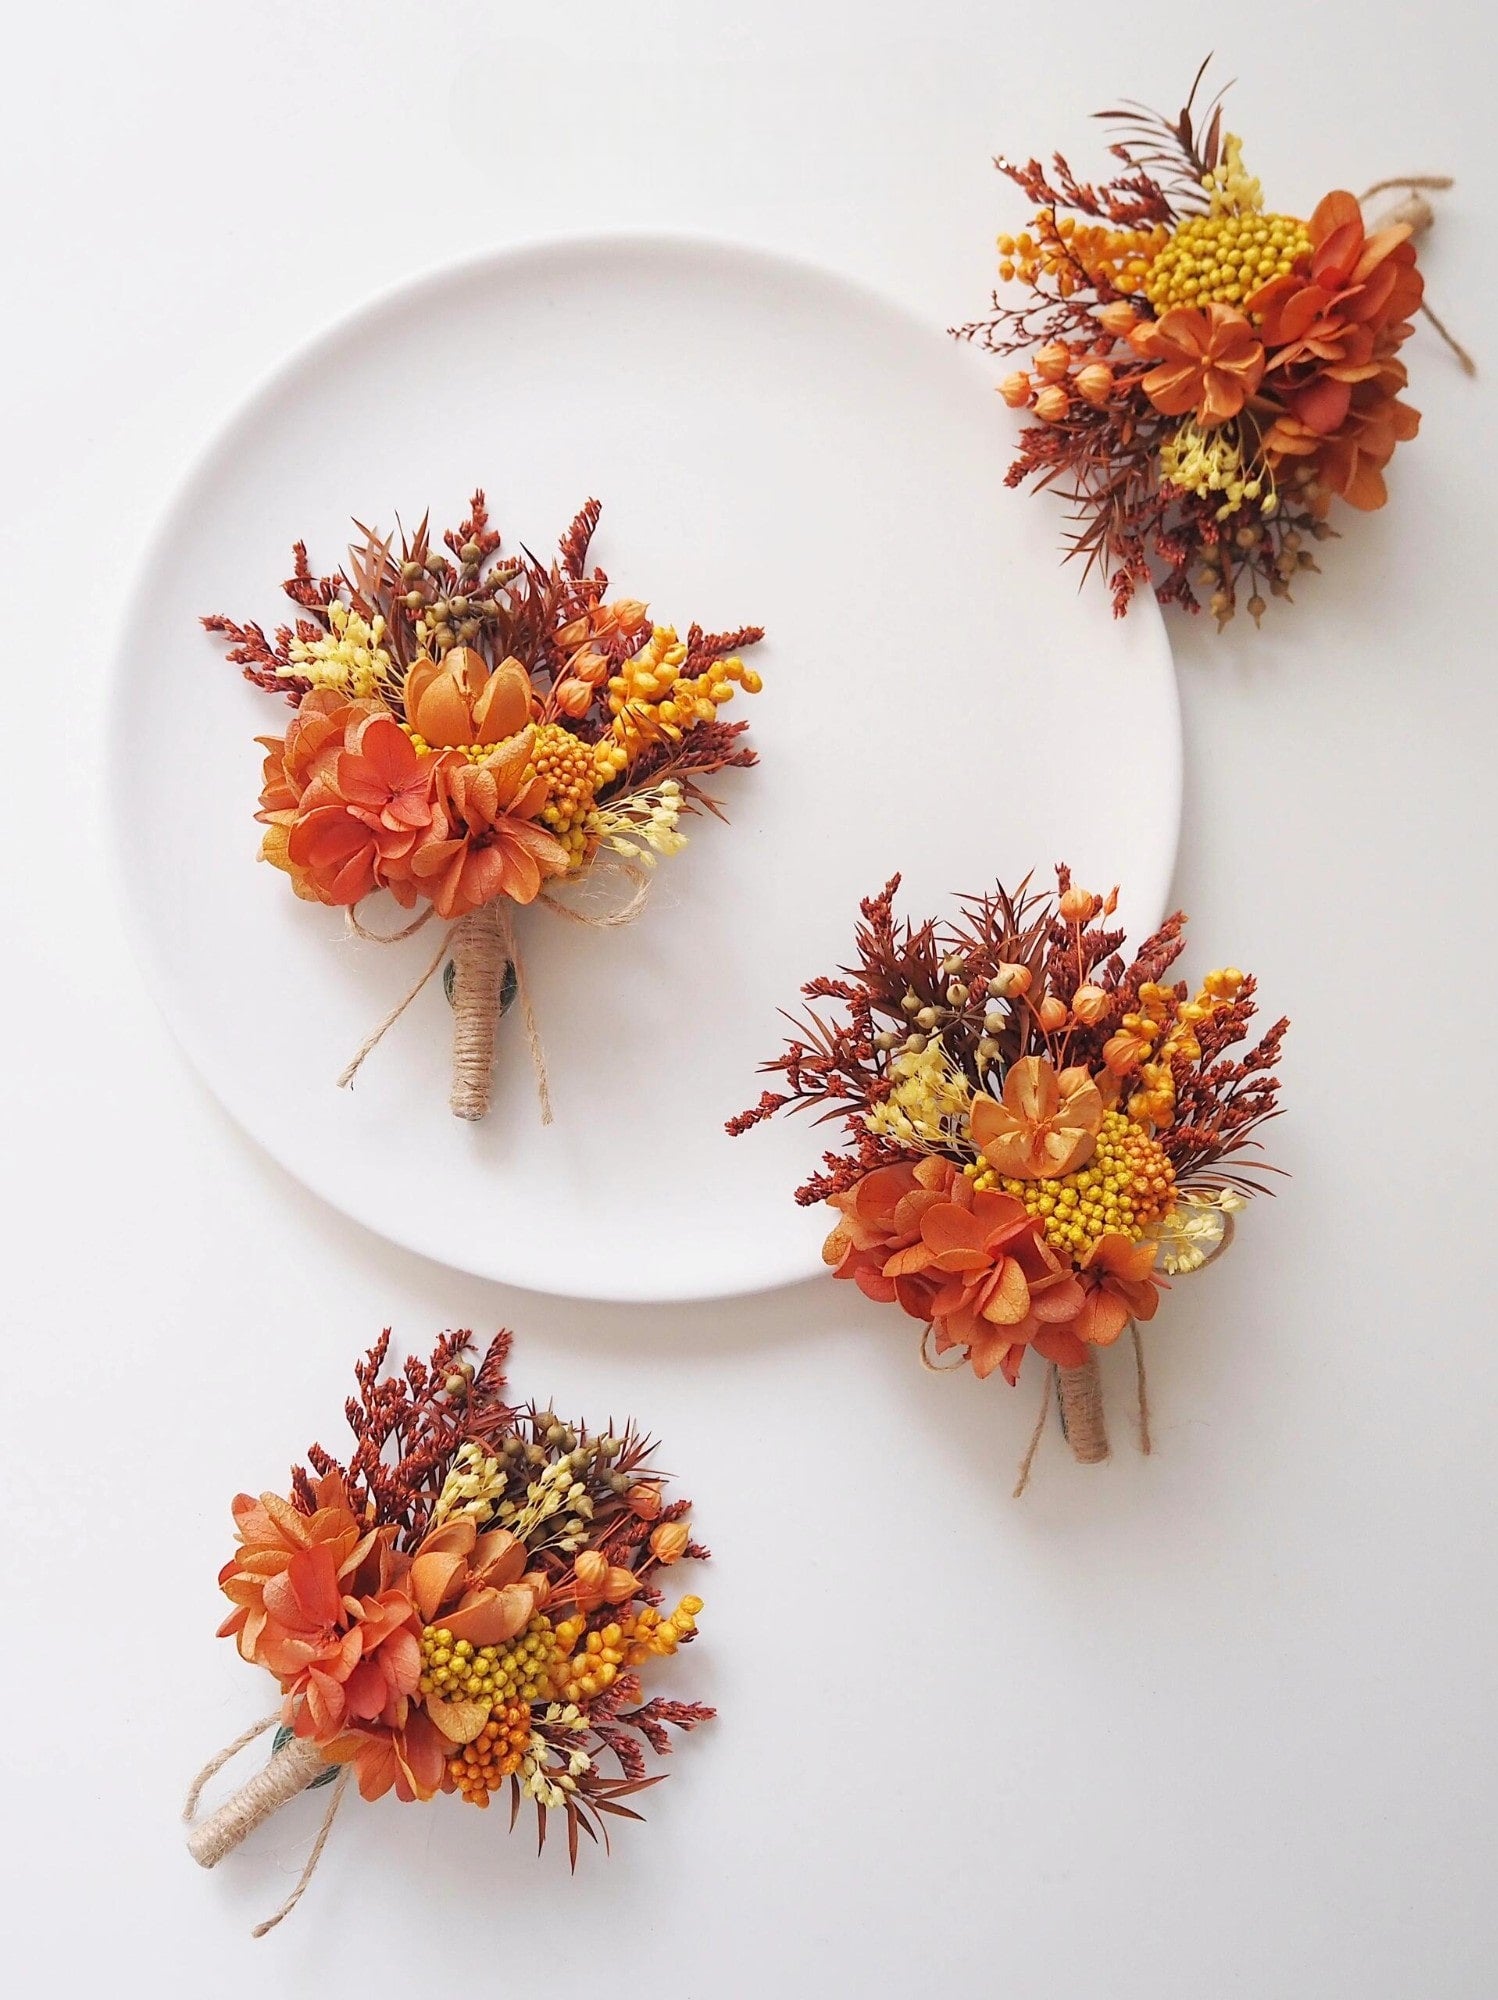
left=337, top=857, right=652, bottom=1106
left=1011, top=1365, right=1055, bottom=1499
left=336, top=920, right=459, bottom=1090
left=496, top=903, right=552, bottom=1125
left=917, top=1323, right=968, bottom=1372
left=1359, top=175, right=1476, bottom=375
left=182, top=1711, right=280, bottom=1824
left=1131, top=1322, right=1153, bottom=1457
left=250, top=1768, right=351, bottom=1940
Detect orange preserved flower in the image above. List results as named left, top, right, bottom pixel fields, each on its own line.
left=409, top=728, right=570, bottom=918
left=969, top=1056, right=1104, bottom=1178
left=822, top=1156, right=957, bottom=1318
left=407, top=1516, right=547, bottom=1648
left=216, top=1476, right=422, bottom=1746
left=1250, top=191, right=1424, bottom=509
left=403, top=648, right=533, bottom=749
left=1071, top=1234, right=1163, bottom=1346
left=904, top=1185, right=1088, bottom=1381
left=322, top=1708, right=450, bottom=1803
left=1129, top=302, right=1266, bottom=427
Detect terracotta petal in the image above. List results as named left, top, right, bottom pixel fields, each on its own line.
left=442, top=1582, right=536, bottom=1647
left=424, top=1693, right=492, bottom=1745
left=410, top=1549, right=468, bottom=1623
left=413, top=672, right=478, bottom=749
left=471, top=657, right=532, bottom=741
left=470, top=1529, right=527, bottom=1587
left=978, top=1255, right=1032, bottom=1326
left=1072, top=1286, right=1132, bottom=1348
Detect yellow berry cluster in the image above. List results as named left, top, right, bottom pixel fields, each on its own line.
left=970, top=1108, right=1175, bottom=1257
left=399, top=724, right=476, bottom=762
left=1104, top=970, right=1245, bottom=1127
left=1143, top=209, right=1311, bottom=315
left=447, top=1701, right=532, bottom=1807
left=600, top=625, right=761, bottom=768
left=532, top=721, right=601, bottom=868
left=999, top=211, right=1168, bottom=296
left=418, top=1613, right=559, bottom=1705
left=547, top=1597, right=704, bottom=1703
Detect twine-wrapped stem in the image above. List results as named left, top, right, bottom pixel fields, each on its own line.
left=186, top=1734, right=330, bottom=1870
left=449, top=904, right=508, bottom=1120
left=1056, top=1353, right=1110, bottom=1465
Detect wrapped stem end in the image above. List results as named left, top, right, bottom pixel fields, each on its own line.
left=186, top=1735, right=330, bottom=1869
left=1057, top=1354, right=1110, bottom=1465
left=449, top=904, right=507, bottom=1121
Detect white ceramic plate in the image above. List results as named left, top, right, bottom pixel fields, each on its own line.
left=110, top=235, right=1180, bottom=1302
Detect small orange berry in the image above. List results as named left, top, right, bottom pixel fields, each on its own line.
left=1074, top=362, right=1114, bottom=407
left=1033, top=385, right=1070, bottom=423
left=1033, top=341, right=1071, bottom=383
left=998, top=370, right=1032, bottom=409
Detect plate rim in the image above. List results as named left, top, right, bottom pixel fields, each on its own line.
left=105, top=228, right=1182, bottom=1305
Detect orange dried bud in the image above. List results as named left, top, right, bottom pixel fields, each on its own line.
left=611, top=598, right=649, bottom=635
left=1033, top=385, right=1070, bottom=423
left=649, top=1521, right=690, bottom=1565
left=572, top=1549, right=608, bottom=1610
left=1103, top=1029, right=1148, bottom=1075
left=1102, top=886, right=1119, bottom=916
left=1096, top=300, right=1139, bottom=338
left=603, top=1564, right=638, bottom=1604
left=999, top=370, right=1032, bottom=408
left=626, top=1481, right=663, bottom=1521
left=993, top=962, right=1033, bottom=998
left=553, top=677, right=592, bottom=718
left=1075, top=362, right=1114, bottom=407
left=1071, top=983, right=1110, bottom=1026
left=569, top=647, right=610, bottom=686
left=1033, top=341, right=1071, bottom=383
left=1037, top=996, right=1069, bottom=1032
left=1059, top=887, right=1097, bottom=923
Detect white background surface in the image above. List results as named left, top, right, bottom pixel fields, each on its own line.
left=3, top=4, right=1494, bottom=1995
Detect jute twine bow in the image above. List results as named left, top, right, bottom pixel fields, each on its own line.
left=334, top=857, right=651, bottom=1121
left=919, top=1211, right=1236, bottom=1497
left=1364, top=177, right=1476, bottom=375
left=183, top=1717, right=350, bottom=1937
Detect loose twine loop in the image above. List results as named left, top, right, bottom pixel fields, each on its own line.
left=334, top=857, right=651, bottom=1119
left=183, top=1716, right=351, bottom=1937
left=1364, top=176, right=1476, bottom=375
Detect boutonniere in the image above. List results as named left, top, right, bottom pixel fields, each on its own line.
left=185, top=1330, right=710, bottom=1931
left=732, top=871, right=1286, bottom=1489
left=957, top=64, right=1470, bottom=625
left=207, top=493, right=761, bottom=1117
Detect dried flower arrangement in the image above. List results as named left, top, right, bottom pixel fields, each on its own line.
left=955, top=63, right=1469, bottom=625
left=206, top=493, right=761, bottom=1117
left=185, top=1330, right=711, bottom=1933
left=731, top=871, right=1286, bottom=1485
